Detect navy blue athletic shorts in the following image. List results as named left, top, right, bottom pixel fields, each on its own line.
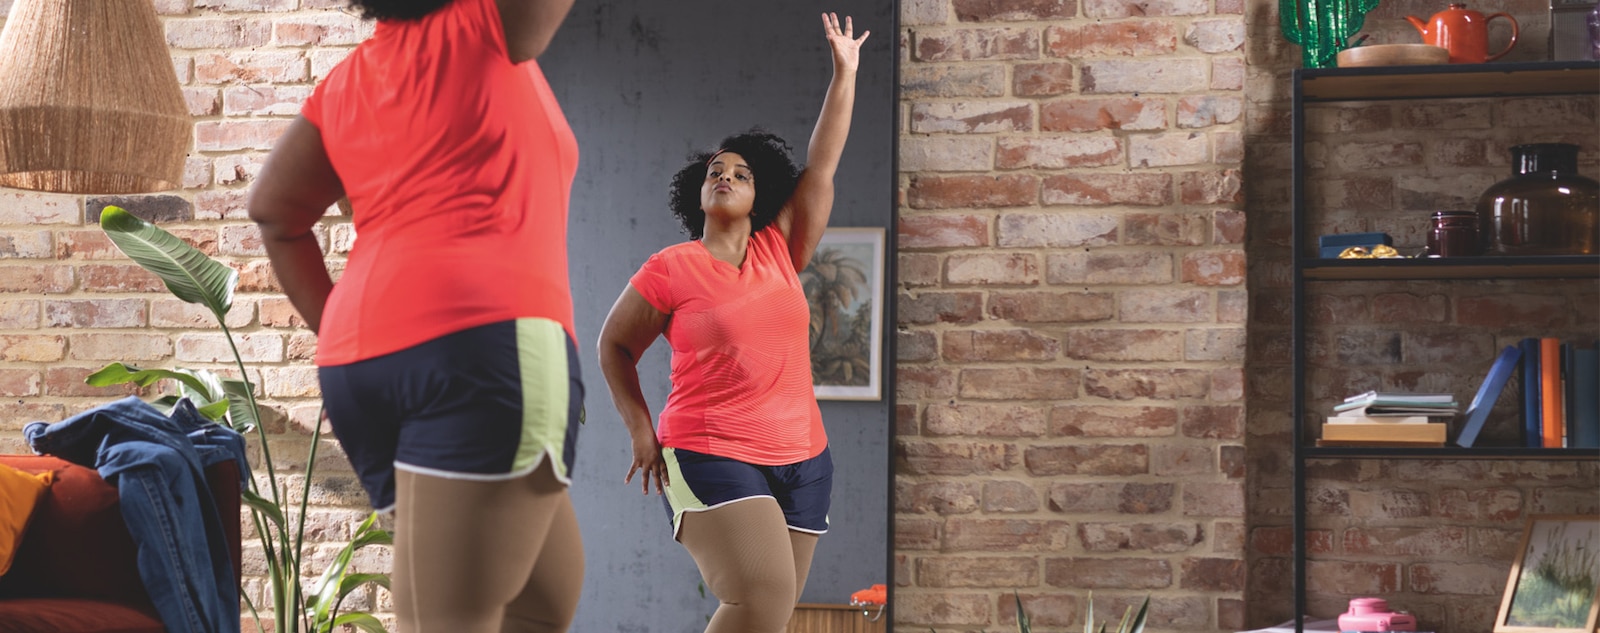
left=660, top=446, right=832, bottom=539
left=318, top=318, right=583, bottom=512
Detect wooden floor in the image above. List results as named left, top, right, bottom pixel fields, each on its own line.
left=787, top=603, right=888, bottom=633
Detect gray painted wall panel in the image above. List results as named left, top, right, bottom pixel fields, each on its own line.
left=540, top=3, right=895, bottom=631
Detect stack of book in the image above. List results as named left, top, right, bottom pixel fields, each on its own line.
left=1454, top=339, right=1600, bottom=448
left=1516, top=338, right=1599, bottom=449
left=1320, top=391, right=1457, bottom=447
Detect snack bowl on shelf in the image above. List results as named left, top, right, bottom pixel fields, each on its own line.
left=1336, top=44, right=1449, bottom=67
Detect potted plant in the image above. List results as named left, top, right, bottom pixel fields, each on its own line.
left=91, top=205, right=390, bottom=633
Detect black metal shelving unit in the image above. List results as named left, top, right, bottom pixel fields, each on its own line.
left=1288, top=60, right=1600, bottom=633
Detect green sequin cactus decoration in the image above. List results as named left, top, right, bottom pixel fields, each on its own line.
left=1280, top=0, right=1381, bottom=68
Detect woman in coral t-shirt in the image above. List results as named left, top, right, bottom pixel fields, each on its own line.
left=596, top=13, right=869, bottom=633
left=247, top=0, right=583, bottom=631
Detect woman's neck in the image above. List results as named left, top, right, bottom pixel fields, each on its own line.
left=700, top=220, right=750, bottom=268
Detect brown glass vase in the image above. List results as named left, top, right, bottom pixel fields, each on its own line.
left=1476, top=143, right=1600, bottom=255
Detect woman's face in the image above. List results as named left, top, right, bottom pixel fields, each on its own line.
left=700, top=151, right=755, bottom=221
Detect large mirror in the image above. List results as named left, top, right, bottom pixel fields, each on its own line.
left=541, top=2, right=898, bottom=630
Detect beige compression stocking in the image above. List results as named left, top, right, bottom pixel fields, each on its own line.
left=679, top=497, right=819, bottom=633
left=392, top=459, right=583, bottom=633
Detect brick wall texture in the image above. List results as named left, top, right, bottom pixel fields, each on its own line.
left=896, top=0, right=1249, bottom=630
left=0, top=0, right=1593, bottom=631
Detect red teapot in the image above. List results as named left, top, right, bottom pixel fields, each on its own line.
left=1406, top=3, right=1519, bottom=63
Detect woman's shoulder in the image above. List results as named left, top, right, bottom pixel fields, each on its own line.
left=637, top=240, right=702, bottom=269
left=655, top=240, right=702, bottom=259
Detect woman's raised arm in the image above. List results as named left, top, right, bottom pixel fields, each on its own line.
left=776, top=13, right=869, bottom=272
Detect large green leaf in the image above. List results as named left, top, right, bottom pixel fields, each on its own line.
left=222, top=378, right=258, bottom=433
left=337, top=572, right=390, bottom=595
left=328, top=613, right=386, bottom=633
left=196, top=399, right=231, bottom=421
left=99, top=205, right=237, bottom=318
left=349, top=525, right=393, bottom=549
left=241, top=489, right=286, bottom=528
left=86, top=362, right=213, bottom=396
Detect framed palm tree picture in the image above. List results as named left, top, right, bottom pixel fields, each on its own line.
left=800, top=227, right=885, bottom=401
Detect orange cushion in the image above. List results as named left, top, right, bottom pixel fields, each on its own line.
left=0, top=462, right=50, bottom=577
left=0, top=597, right=163, bottom=633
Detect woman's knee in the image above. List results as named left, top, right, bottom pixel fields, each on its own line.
left=711, top=579, right=796, bottom=633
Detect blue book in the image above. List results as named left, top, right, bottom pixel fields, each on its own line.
left=1520, top=337, right=1541, bottom=447
left=1458, top=344, right=1522, bottom=448
left=1571, top=343, right=1599, bottom=449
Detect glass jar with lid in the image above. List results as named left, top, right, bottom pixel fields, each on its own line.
left=1476, top=143, right=1600, bottom=256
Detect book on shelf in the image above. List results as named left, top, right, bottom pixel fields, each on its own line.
left=1331, top=403, right=1459, bottom=417
left=1315, top=439, right=1446, bottom=448
left=1341, top=391, right=1455, bottom=404
left=1571, top=343, right=1599, bottom=449
left=1520, top=337, right=1542, bottom=447
left=1541, top=337, right=1564, bottom=448
left=1456, top=344, right=1522, bottom=448
left=1332, top=392, right=1457, bottom=417
left=1515, top=337, right=1599, bottom=449
left=1327, top=414, right=1433, bottom=424
left=1321, top=422, right=1447, bottom=443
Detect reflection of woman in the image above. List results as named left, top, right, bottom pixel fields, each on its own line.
left=596, top=13, right=868, bottom=633
left=247, top=0, right=584, bottom=631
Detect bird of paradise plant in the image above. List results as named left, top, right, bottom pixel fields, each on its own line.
left=88, top=205, right=390, bottom=633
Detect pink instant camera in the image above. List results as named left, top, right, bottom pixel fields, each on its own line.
left=1338, top=598, right=1417, bottom=632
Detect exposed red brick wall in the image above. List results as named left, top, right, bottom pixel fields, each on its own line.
left=897, top=0, right=1248, bottom=630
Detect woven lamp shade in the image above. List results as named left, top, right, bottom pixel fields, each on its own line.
left=0, top=0, right=191, bottom=194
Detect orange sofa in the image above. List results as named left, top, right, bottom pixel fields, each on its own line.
left=0, top=455, right=241, bottom=633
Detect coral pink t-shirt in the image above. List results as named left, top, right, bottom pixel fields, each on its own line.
left=302, top=0, right=578, bottom=366
left=630, top=225, right=828, bottom=465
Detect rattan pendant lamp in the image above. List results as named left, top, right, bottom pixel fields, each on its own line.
left=0, top=0, right=191, bottom=194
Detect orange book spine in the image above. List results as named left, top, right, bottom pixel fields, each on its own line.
left=1541, top=337, right=1565, bottom=447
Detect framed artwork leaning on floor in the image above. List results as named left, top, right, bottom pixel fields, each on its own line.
left=1496, top=514, right=1600, bottom=633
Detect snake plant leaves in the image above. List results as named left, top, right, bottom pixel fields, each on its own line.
left=99, top=205, right=237, bottom=319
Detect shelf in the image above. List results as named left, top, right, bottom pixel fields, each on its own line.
left=1297, top=60, right=1600, bottom=102
left=1303, top=446, right=1600, bottom=460
left=1289, top=61, right=1600, bottom=633
left=1299, top=255, right=1600, bottom=280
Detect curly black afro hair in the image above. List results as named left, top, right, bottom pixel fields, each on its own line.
left=347, top=0, right=451, bottom=21
left=669, top=129, right=801, bottom=240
